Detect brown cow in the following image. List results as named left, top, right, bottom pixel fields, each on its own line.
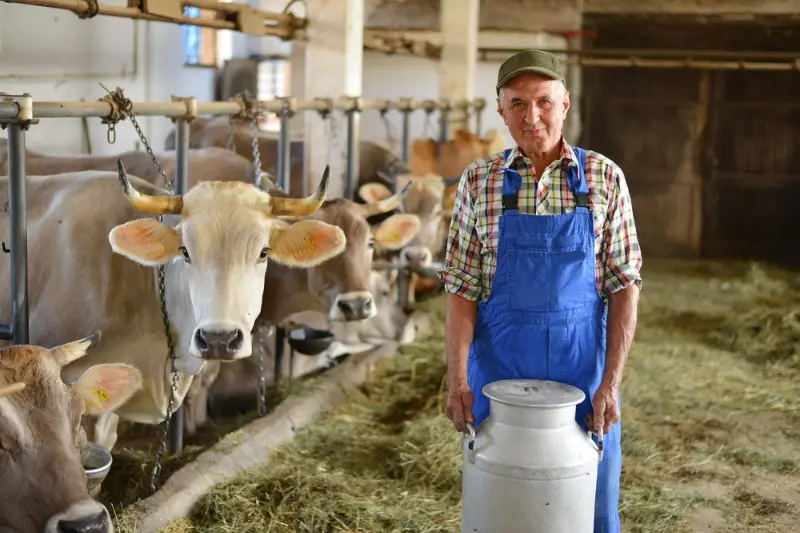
left=0, top=332, right=142, bottom=533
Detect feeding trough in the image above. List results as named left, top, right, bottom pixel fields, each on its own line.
left=82, top=441, right=112, bottom=497
left=287, top=324, right=335, bottom=356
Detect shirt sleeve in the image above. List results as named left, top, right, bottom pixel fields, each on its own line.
left=601, top=163, right=643, bottom=297
left=437, top=166, right=485, bottom=302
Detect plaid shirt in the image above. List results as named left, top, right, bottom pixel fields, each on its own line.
left=437, top=136, right=643, bottom=303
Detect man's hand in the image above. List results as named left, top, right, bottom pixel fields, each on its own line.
left=588, top=383, right=619, bottom=435
left=445, top=379, right=474, bottom=434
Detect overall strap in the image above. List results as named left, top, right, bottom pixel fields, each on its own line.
left=568, top=146, right=591, bottom=212
left=500, top=148, right=522, bottom=214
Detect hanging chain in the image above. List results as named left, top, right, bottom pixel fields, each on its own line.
left=379, top=105, right=398, bottom=152
left=97, top=84, right=179, bottom=494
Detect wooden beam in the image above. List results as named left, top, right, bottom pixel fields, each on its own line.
left=584, top=0, right=800, bottom=16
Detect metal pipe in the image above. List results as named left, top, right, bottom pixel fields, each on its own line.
left=400, top=108, right=411, bottom=166
left=277, top=113, right=291, bottom=193
left=0, top=325, right=12, bottom=342
left=345, top=109, right=359, bottom=201
left=166, top=118, right=190, bottom=456
left=438, top=105, right=449, bottom=176
left=3, top=0, right=295, bottom=37
left=0, top=97, right=485, bottom=121
left=7, top=124, right=29, bottom=346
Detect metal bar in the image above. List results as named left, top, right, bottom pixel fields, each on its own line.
left=345, top=109, right=359, bottom=201
left=0, top=325, right=12, bottom=341
left=167, top=118, right=191, bottom=456
left=400, top=109, right=411, bottom=166
left=3, top=0, right=295, bottom=37
left=0, top=97, right=486, bottom=121
left=7, top=124, right=29, bottom=346
left=438, top=104, right=449, bottom=176
left=277, top=112, right=291, bottom=193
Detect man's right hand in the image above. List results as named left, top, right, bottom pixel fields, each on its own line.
left=445, top=381, right=474, bottom=434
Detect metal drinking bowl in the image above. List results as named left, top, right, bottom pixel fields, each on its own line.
left=287, top=324, right=335, bottom=356
left=82, top=441, right=112, bottom=496
left=413, top=261, right=443, bottom=279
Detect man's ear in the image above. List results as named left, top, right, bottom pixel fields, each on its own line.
left=268, top=219, right=346, bottom=268
left=70, top=363, right=143, bottom=415
left=108, top=218, right=182, bottom=266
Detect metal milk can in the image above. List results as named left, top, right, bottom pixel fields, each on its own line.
left=460, top=379, right=603, bottom=533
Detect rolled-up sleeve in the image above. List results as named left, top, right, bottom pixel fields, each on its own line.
left=437, top=167, right=484, bottom=302
left=601, top=164, right=643, bottom=297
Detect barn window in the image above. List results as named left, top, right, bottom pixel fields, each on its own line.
left=256, top=58, right=291, bottom=132
left=182, top=6, right=220, bottom=68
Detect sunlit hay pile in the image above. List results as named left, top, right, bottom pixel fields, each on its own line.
left=146, top=259, right=798, bottom=533
left=167, top=295, right=465, bottom=533
left=618, top=260, right=800, bottom=532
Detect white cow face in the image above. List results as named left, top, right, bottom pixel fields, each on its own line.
left=108, top=161, right=346, bottom=364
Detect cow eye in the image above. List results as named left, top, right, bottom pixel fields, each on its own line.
left=179, top=246, right=190, bottom=263
left=258, top=246, right=269, bottom=263
left=368, top=238, right=375, bottom=249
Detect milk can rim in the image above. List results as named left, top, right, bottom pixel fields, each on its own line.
left=482, top=379, right=585, bottom=408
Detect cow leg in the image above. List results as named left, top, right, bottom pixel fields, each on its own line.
left=183, top=361, right=221, bottom=438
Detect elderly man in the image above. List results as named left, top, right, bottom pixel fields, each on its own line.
left=437, top=49, right=642, bottom=532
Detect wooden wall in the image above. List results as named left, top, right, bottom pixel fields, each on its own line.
left=580, top=18, right=800, bottom=265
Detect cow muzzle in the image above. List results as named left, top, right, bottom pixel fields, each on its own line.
left=331, top=291, right=377, bottom=322
left=193, top=326, right=246, bottom=360
left=402, top=246, right=433, bottom=268
left=45, top=500, right=112, bottom=533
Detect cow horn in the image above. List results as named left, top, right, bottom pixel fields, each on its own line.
left=116, top=159, right=184, bottom=215
left=361, top=181, right=412, bottom=218
left=268, top=165, right=329, bottom=217
left=0, top=382, right=25, bottom=399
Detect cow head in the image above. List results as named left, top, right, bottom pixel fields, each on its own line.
left=108, top=160, right=346, bottom=364
left=0, top=331, right=142, bottom=533
left=271, top=182, right=420, bottom=322
left=360, top=174, right=448, bottom=269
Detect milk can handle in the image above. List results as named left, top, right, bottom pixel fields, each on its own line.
left=588, top=428, right=604, bottom=463
left=462, top=423, right=476, bottom=464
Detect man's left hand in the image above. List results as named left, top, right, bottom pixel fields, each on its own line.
left=588, top=383, right=620, bottom=435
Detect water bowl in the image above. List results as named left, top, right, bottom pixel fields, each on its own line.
left=82, top=441, right=112, bottom=497
left=287, top=324, right=335, bottom=356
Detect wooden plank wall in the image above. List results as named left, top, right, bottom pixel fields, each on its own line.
left=579, top=18, right=800, bottom=266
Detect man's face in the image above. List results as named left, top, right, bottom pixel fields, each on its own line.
left=496, top=72, right=570, bottom=156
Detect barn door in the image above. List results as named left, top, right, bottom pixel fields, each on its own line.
left=702, top=71, right=800, bottom=266
left=582, top=67, right=706, bottom=258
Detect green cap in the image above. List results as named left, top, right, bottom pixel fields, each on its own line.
left=496, top=50, right=564, bottom=95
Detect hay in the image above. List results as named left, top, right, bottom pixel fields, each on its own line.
left=147, top=259, right=798, bottom=533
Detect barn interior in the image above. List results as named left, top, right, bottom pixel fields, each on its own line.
left=0, top=0, right=799, bottom=532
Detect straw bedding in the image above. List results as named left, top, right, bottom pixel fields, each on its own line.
left=114, top=259, right=800, bottom=532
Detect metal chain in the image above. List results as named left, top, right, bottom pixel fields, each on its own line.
left=97, top=85, right=179, bottom=494
left=380, top=110, right=398, bottom=151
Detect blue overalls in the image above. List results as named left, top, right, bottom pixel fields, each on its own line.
left=467, top=146, right=622, bottom=532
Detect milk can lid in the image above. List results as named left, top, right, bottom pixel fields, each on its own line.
left=483, top=379, right=585, bottom=408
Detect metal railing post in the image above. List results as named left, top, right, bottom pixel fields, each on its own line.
left=399, top=97, right=413, bottom=166
left=276, top=97, right=296, bottom=193
left=344, top=97, right=361, bottom=201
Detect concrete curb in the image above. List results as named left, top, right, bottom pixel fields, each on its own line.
left=129, top=340, right=400, bottom=532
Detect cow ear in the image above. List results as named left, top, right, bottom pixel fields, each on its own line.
left=71, top=363, right=143, bottom=415
left=268, top=219, right=346, bottom=268
left=373, top=213, right=421, bottom=250
left=108, top=218, right=182, bottom=266
left=359, top=183, right=393, bottom=204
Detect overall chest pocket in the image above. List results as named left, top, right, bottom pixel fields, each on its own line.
left=505, top=233, right=590, bottom=313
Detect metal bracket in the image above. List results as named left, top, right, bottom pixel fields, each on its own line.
left=396, top=97, right=414, bottom=114
left=342, top=96, right=362, bottom=114
left=314, top=97, right=334, bottom=120
left=0, top=93, right=38, bottom=129
left=278, top=96, right=297, bottom=118
left=170, top=95, right=199, bottom=124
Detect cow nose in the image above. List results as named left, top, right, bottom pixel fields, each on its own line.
left=337, top=296, right=374, bottom=320
left=402, top=247, right=428, bottom=266
left=194, top=328, right=244, bottom=359
left=57, top=511, right=109, bottom=533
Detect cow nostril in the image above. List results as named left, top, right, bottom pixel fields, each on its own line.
left=228, top=329, right=244, bottom=351
left=57, top=511, right=109, bottom=533
left=195, top=329, right=209, bottom=350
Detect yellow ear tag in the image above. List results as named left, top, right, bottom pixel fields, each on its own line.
left=92, top=388, right=110, bottom=404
